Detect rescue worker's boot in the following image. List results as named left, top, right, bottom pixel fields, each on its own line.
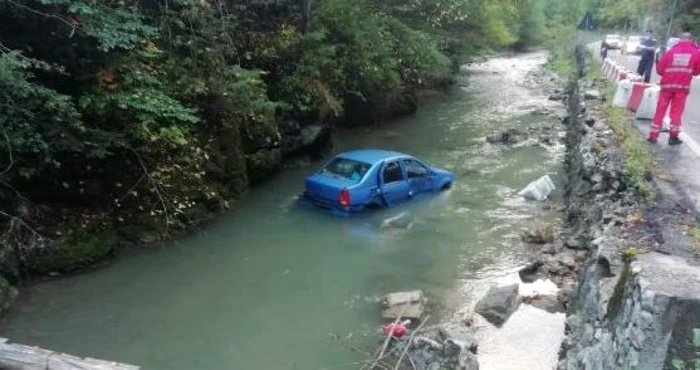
left=669, top=137, right=683, bottom=146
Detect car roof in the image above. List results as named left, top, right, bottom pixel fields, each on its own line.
left=606, top=34, right=620, bottom=38
left=337, top=149, right=409, bottom=164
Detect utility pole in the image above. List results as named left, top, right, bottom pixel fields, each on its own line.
left=666, top=0, right=678, bottom=40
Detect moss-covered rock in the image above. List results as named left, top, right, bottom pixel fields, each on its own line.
left=245, top=148, right=282, bottom=184
left=26, top=230, right=118, bottom=275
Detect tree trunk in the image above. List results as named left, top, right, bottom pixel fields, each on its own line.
left=300, top=0, right=312, bottom=34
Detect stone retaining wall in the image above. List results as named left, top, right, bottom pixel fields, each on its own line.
left=559, top=43, right=700, bottom=370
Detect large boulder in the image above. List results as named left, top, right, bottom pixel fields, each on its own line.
left=382, top=290, right=426, bottom=320
left=245, top=149, right=282, bottom=184
left=474, top=283, right=521, bottom=326
left=342, top=88, right=418, bottom=126
left=26, top=231, right=118, bottom=276
left=282, top=122, right=332, bottom=158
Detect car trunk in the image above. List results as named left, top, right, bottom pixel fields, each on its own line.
left=304, top=174, right=354, bottom=206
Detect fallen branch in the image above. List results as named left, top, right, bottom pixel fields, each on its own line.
left=393, top=315, right=430, bottom=370
left=129, top=148, right=173, bottom=236
left=0, top=210, right=44, bottom=240
left=366, top=306, right=406, bottom=370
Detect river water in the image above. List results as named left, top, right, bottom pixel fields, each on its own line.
left=1, top=52, right=566, bottom=369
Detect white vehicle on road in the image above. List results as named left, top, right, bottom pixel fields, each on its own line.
left=622, top=35, right=643, bottom=55
left=604, top=34, right=622, bottom=49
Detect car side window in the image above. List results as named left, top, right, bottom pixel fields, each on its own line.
left=403, top=159, right=429, bottom=178
left=383, top=161, right=404, bottom=183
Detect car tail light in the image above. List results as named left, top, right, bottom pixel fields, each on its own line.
left=339, top=188, right=350, bottom=208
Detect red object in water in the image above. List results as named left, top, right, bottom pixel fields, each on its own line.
left=382, top=322, right=407, bottom=338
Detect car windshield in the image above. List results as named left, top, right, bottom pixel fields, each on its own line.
left=606, top=35, right=620, bottom=41
left=319, top=157, right=371, bottom=183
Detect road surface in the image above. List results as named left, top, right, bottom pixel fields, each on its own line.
left=599, top=45, right=700, bottom=214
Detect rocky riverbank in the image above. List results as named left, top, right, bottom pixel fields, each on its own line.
left=375, top=43, right=700, bottom=370
left=555, top=45, right=700, bottom=369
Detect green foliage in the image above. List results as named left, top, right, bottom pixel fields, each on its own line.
left=602, top=77, right=655, bottom=198
left=0, top=51, right=83, bottom=178
left=621, top=247, right=639, bottom=262
left=546, top=24, right=576, bottom=76
left=0, top=0, right=593, bottom=278
left=512, top=0, right=547, bottom=49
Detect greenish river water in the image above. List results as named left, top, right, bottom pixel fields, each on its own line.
left=1, top=52, right=566, bottom=370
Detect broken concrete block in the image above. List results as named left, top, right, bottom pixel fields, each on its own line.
left=382, top=290, right=426, bottom=320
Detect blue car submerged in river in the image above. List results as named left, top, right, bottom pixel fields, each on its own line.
left=300, top=149, right=454, bottom=213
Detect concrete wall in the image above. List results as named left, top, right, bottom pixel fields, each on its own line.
left=0, top=338, right=139, bottom=370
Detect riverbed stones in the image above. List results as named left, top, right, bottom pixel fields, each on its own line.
left=583, top=89, right=600, bottom=100
left=486, top=128, right=527, bottom=145
left=519, top=260, right=544, bottom=283
left=382, top=290, right=426, bottom=320
left=522, top=224, right=556, bottom=244
left=438, top=326, right=478, bottom=354
left=528, top=294, right=566, bottom=313
left=392, top=331, right=479, bottom=370
left=474, top=283, right=521, bottom=326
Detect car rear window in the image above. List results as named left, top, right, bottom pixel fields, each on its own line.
left=319, top=157, right=371, bottom=182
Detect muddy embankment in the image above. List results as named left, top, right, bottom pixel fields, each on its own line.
left=556, top=45, right=700, bottom=369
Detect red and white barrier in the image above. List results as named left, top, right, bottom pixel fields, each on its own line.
left=612, top=79, right=634, bottom=108
left=627, top=82, right=652, bottom=112
left=605, top=61, right=617, bottom=79
left=628, top=73, right=643, bottom=82
left=635, top=86, right=660, bottom=120
left=603, top=59, right=613, bottom=76
left=616, top=69, right=629, bottom=81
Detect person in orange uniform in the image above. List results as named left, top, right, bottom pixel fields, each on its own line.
left=649, top=32, right=700, bottom=145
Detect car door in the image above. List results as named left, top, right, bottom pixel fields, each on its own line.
left=403, top=158, right=432, bottom=195
left=379, top=160, right=410, bottom=205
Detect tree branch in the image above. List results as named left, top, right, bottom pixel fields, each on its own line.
left=4, top=0, right=77, bottom=36
left=129, top=147, right=173, bottom=236
left=0, top=119, right=13, bottom=177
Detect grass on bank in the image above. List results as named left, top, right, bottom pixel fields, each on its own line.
left=546, top=26, right=575, bottom=76
left=689, top=226, right=700, bottom=253
left=601, top=81, right=656, bottom=198
left=582, top=55, right=655, bottom=198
